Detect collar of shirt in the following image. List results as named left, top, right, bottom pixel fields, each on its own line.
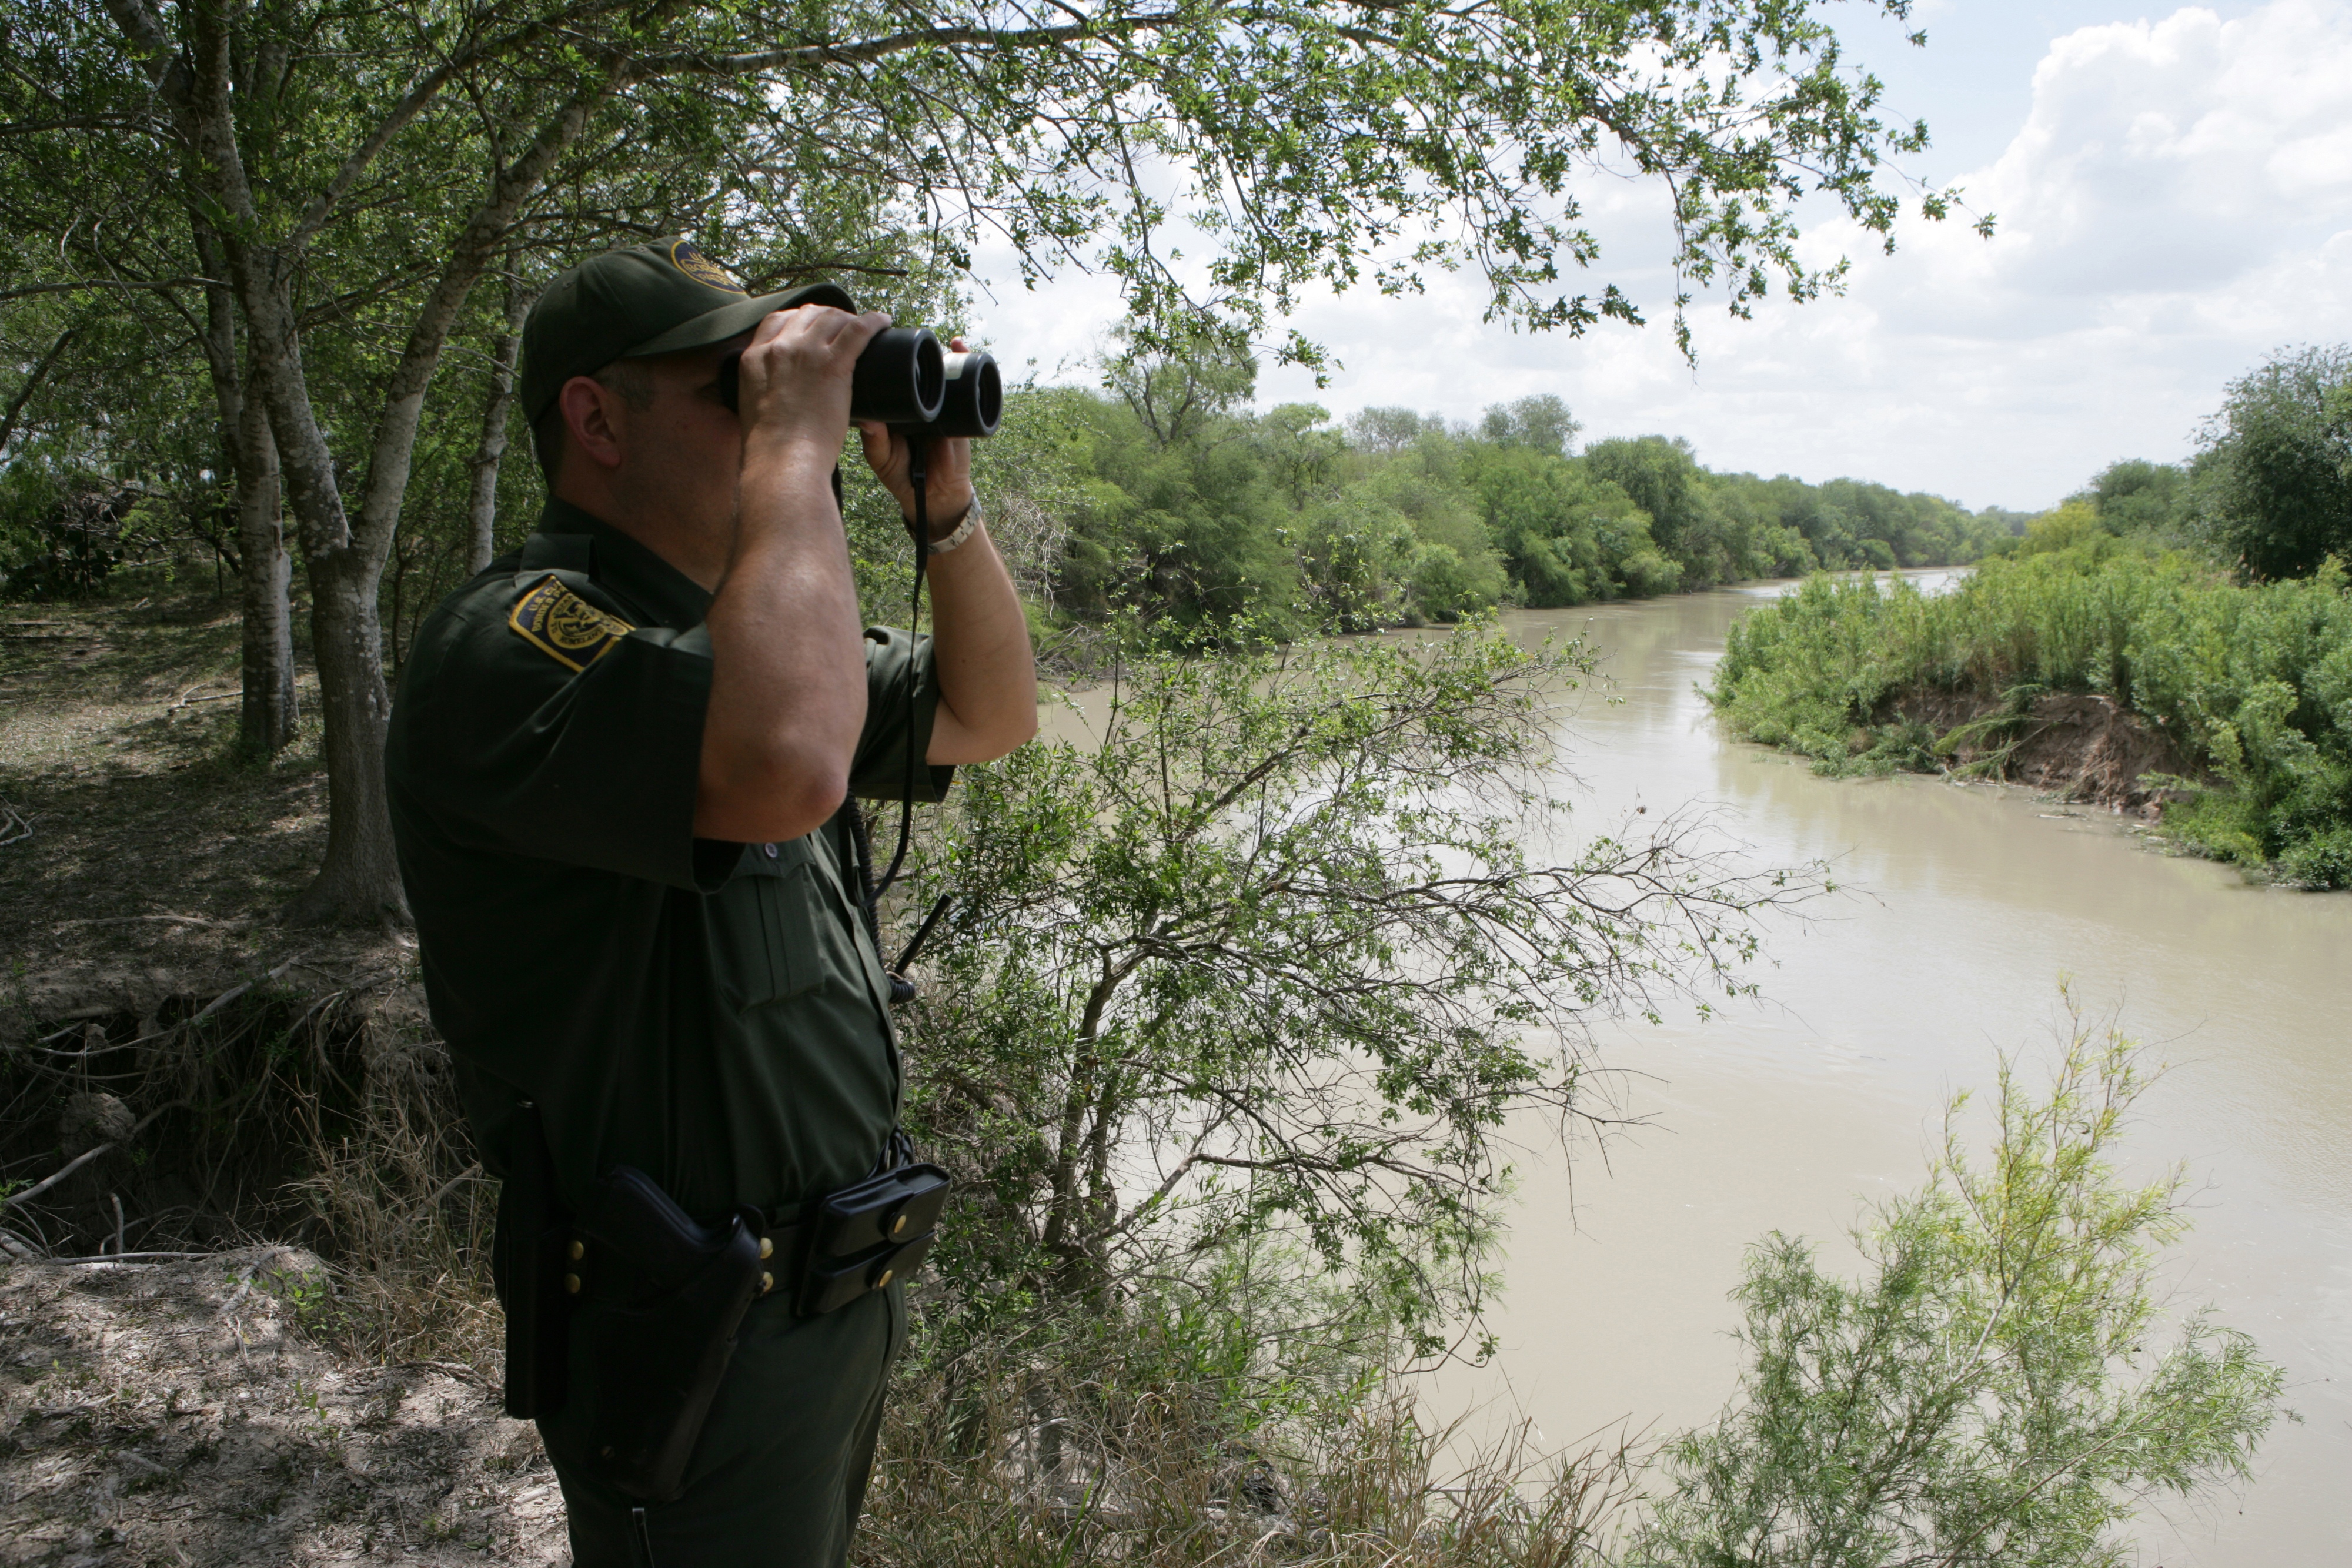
left=531, top=496, right=713, bottom=632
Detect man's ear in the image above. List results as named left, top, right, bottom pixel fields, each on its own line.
left=559, top=376, right=626, bottom=472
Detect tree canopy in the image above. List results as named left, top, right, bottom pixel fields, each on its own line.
left=2195, top=343, right=2352, bottom=581
left=0, top=0, right=1966, bottom=920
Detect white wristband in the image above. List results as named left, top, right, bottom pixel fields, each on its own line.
left=926, top=493, right=984, bottom=556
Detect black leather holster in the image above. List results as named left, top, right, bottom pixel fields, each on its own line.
left=495, top=1108, right=950, bottom=1504
left=566, top=1167, right=766, bottom=1502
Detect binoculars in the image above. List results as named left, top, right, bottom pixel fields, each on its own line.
left=717, top=328, right=1001, bottom=440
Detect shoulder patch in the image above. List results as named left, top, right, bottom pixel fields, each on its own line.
left=508, top=574, right=634, bottom=672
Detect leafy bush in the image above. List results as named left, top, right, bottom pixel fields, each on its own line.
left=2196, top=343, right=2352, bottom=580
left=1632, top=1009, right=2287, bottom=1567
left=0, top=462, right=145, bottom=601
left=903, top=627, right=1817, bottom=1363
left=1708, top=550, right=2352, bottom=885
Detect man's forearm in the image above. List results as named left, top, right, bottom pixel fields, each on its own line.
left=696, top=440, right=868, bottom=841
left=922, top=519, right=1038, bottom=765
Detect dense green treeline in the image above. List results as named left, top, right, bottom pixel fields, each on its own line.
left=962, top=343, right=2009, bottom=644
left=1709, top=343, right=2352, bottom=889
left=0, top=340, right=2012, bottom=650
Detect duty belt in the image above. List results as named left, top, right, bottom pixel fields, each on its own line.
left=560, top=1159, right=950, bottom=1319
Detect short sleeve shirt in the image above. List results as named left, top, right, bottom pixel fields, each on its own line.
left=385, top=498, right=952, bottom=1219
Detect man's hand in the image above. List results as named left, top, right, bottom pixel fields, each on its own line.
left=737, top=305, right=892, bottom=460
left=846, top=333, right=1037, bottom=767
left=855, top=336, right=977, bottom=535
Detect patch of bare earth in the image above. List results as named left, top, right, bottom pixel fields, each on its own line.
left=1, top=589, right=400, bottom=1031
left=0, top=1246, right=564, bottom=1567
left=2, top=587, right=560, bottom=1563
left=1884, top=687, right=2206, bottom=817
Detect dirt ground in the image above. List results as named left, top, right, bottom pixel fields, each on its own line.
left=2, top=581, right=549, bottom=1563
left=0, top=1246, right=566, bottom=1567
left=0, top=584, right=405, bottom=1034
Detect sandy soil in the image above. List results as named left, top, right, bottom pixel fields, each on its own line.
left=0, top=1246, right=566, bottom=1567
left=2, top=587, right=558, bottom=1563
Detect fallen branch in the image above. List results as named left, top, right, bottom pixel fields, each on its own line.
left=396, top=1359, right=499, bottom=1391
left=397, top=1162, right=486, bottom=1230
left=3, top=1143, right=116, bottom=1209
left=0, top=801, right=30, bottom=848
left=62, top=912, right=246, bottom=929
left=164, top=683, right=238, bottom=714
left=180, top=961, right=291, bottom=1030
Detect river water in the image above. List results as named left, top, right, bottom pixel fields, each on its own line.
left=1419, top=576, right=2352, bottom=1564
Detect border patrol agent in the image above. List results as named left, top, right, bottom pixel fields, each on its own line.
left=385, top=239, right=1037, bottom=1564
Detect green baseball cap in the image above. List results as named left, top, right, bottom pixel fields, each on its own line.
left=519, top=237, right=858, bottom=423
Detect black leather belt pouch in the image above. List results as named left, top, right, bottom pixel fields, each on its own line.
left=570, top=1166, right=765, bottom=1502
left=796, top=1162, right=951, bottom=1316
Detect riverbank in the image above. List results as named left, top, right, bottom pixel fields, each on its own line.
left=7, top=569, right=2327, bottom=1565
left=1876, top=684, right=2203, bottom=817
left=1703, top=548, right=2352, bottom=886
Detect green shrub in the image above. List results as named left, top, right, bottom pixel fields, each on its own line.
left=1632, top=1011, right=2286, bottom=1567
left=1708, top=550, right=2352, bottom=884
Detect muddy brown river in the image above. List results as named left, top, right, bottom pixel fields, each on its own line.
left=1419, top=576, right=2352, bottom=1564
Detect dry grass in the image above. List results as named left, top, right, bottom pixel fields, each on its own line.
left=288, top=1023, right=503, bottom=1378
left=863, top=1371, right=1638, bottom=1567
left=862, top=1305, right=1638, bottom=1568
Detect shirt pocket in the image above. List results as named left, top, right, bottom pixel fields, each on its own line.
left=707, top=839, right=824, bottom=1012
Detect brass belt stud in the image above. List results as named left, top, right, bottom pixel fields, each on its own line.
left=564, top=1273, right=582, bottom=1294
left=759, top=1271, right=773, bottom=1295
left=876, top=1268, right=893, bottom=1290
left=890, top=1213, right=907, bottom=1238
left=760, top=1236, right=773, bottom=1259
left=568, top=1239, right=585, bottom=1261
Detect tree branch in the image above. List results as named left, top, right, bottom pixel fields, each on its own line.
left=286, top=3, right=607, bottom=250
left=636, top=12, right=1192, bottom=76
left=0, top=278, right=216, bottom=300
left=0, top=326, right=78, bottom=454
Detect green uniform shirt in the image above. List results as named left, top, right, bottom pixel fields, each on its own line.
left=385, top=497, right=951, bottom=1219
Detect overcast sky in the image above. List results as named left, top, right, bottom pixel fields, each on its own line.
left=961, top=0, right=2352, bottom=513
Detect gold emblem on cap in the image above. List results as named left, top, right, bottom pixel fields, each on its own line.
left=670, top=239, right=747, bottom=295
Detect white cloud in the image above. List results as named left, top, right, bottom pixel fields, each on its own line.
left=965, top=1, right=2352, bottom=510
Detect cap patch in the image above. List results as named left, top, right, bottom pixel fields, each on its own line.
left=509, top=574, right=634, bottom=671
left=670, top=239, right=746, bottom=295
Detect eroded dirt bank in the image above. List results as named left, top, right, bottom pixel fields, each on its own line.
left=1880, top=687, right=2206, bottom=817
left=0, top=1246, right=564, bottom=1567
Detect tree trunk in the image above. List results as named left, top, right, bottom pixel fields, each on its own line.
left=196, top=228, right=299, bottom=757
left=112, top=0, right=611, bottom=922
left=291, top=547, right=405, bottom=924
left=466, top=272, right=533, bottom=576
left=155, top=0, right=404, bottom=922
left=234, top=379, right=299, bottom=757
